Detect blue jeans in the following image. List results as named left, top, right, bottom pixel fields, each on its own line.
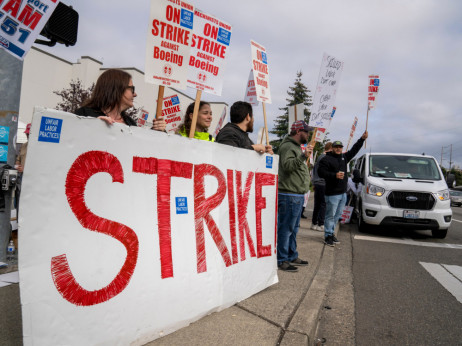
left=277, top=193, right=304, bottom=265
left=324, top=193, right=347, bottom=238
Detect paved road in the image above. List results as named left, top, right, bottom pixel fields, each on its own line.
left=315, top=205, right=462, bottom=345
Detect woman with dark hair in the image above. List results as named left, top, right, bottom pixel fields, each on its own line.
left=177, top=101, right=214, bottom=142
left=75, top=69, right=166, bottom=131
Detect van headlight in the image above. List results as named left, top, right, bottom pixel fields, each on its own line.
left=367, top=183, right=385, bottom=197
left=436, top=189, right=450, bottom=201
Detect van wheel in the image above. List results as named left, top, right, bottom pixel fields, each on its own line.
left=432, top=229, right=448, bottom=239
left=357, top=205, right=369, bottom=233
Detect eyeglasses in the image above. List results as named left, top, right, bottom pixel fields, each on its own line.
left=126, top=85, right=135, bottom=94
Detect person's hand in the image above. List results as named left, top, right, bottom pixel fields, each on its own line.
left=16, top=164, right=24, bottom=173
left=265, top=145, right=274, bottom=155
left=97, top=116, right=116, bottom=125
left=304, top=144, right=314, bottom=158
left=152, top=118, right=167, bottom=132
left=252, top=144, right=266, bottom=154
left=361, top=131, right=368, bottom=139
left=336, top=171, right=345, bottom=179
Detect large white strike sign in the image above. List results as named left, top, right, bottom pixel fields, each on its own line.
left=145, top=0, right=195, bottom=89
left=309, top=53, right=343, bottom=128
left=0, top=0, right=59, bottom=60
left=186, top=9, right=232, bottom=95
left=250, top=40, right=272, bottom=104
left=368, top=75, right=380, bottom=109
left=244, top=70, right=259, bottom=106
left=19, top=108, right=279, bottom=345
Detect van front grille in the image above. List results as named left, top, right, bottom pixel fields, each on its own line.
left=387, top=191, right=435, bottom=210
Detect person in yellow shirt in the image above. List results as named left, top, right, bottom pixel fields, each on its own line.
left=177, top=101, right=214, bottom=142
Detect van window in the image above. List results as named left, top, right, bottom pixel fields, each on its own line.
left=369, top=155, right=441, bottom=180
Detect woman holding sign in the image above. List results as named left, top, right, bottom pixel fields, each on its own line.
left=75, top=69, right=166, bottom=131
left=177, top=101, right=214, bottom=142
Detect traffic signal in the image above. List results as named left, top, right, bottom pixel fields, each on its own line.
left=38, top=2, right=79, bottom=47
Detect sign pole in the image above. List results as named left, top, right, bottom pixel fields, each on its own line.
left=189, top=90, right=202, bottom=138
left=307, top=128, right=317, bottom=164
left=262, top=102, right=269, bottom=146
left=156, top=86, right=165, bottom=120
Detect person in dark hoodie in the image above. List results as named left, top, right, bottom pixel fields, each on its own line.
left=318, top=131, right=368, bottom=246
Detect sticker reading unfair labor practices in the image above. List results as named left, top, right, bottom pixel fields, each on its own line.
left=309, top=53, right=343, bottom=129
left=266, top=156, right=273, bottom=169
left=0, top=0, right=59, bottom=60
left=175, top=197, right=188, bottom=214
left=187, top=9, right=232, bottom=96
left=38, top=117, right=63, bottom=143
left=145, top=0, right=195, bottom=89
left=250, top=40, right=271, bottom=104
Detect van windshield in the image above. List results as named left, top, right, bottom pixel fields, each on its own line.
left=369, top=155, right=441, bottom=180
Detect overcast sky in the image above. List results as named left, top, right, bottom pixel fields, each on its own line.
left=39, top=0, right=462, bottom=169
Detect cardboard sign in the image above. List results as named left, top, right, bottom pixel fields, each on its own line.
left=309, top=53, right=343, bottom=128
left=340, top=206, right=354, bottom=224
left=19, top=108, right=279, bottom=345
left=368, top=75, right=380, bottom=109
left=345, top=116, right=358, bottom=149
left=161, top=94, right=184, bottom=133
left=212, top=106, right=227, bottom=137
left=244, top=70, right=259, bottom=106
left=288, top=104, right=305, bottom=133
left=0, top=0, right=59, bottom=60
left=250, top=40, right=272, bottom=104
left=186, top=9, right=232, bottom=95
left=145, top=0, right=195, bottom=89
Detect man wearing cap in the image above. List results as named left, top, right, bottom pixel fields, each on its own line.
left=277, top=120, right=314, bottom=272
left=318, top=132, right=368, bottom=246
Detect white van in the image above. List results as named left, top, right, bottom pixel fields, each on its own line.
left=353, top=153, right=452, bottom=238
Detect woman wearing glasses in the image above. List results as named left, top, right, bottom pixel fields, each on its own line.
left=75, top=69, right=166, bottom=131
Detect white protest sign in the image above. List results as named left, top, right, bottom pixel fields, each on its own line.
left=309, top=53, right=343, bottom=128
left=19, top=108, right=279, bottom=345
left=212, top=106, right=227, bottom=137
left=0, top=0, right=59, bottom=60
left=145, top=0, right=194, bottom=89
left=340, top=206, right=354, bottom=224
left=186, top=9, right=232, bottom=95
left=368, top=75, right=380, bottom=109
left=244, top=70, right=259, bottom=106
left=160, top=94, right=184, bottom=133
left=288, top=103, right=305, bottom=133
left=136, top=109, right=150, bottom=128
left=314, top=106, right=336, bottom=142
left=345, top=116, right=358, bottom=150
left=250, top=40, right=272, bottom=104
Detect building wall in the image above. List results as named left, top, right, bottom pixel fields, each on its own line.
left=20, top=47, right=227, bottom=133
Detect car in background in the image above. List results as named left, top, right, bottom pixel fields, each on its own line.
left=450, top=190, right=462, bottom=207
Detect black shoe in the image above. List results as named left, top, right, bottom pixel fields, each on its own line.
left=278, top=261, right=298, bottom=272
left=290, top=258, right=309, bottom=266
left=332, top=235, right=340, bottom=244
left=301, top=214, right=307, bottom=219
left=324, top=236, right=335, bottom=247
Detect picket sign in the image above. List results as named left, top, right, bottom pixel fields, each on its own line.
left=340, top=206, right=354, bottom=224
left=19, top=108, right=279, bottom=346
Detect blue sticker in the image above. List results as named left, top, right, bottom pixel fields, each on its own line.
left=0, top=126, right=9, bottom=145
left=0, top=34, right=25, bottom=59
left=180, top=9, right=194, bottom=29
left=176, top=197, right=188, bottom=214
left=266, top=156, right=273, bottom=169
left=373, top=78, right=380, bottom=86
left=171, top=95, right=180, bottom=105
left=261, top=51, right=268, bottom=64
left=217, top=28, right=231, bottom=46
left=38, top=117, right=63, bottom=143
left=0, top=145, right=8, bottom=163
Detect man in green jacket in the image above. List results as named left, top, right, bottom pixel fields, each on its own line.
left=277, top=120, right=314, bottom=272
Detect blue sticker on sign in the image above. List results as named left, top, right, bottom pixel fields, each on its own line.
left=261, top=51, right=268, bottom=64
left=0, top=126, right=9, bottom=144
left=266, top=156, right=273, bottom=169
left=38, top=117, right=63, bottom=143
left=373, top=79, right=380, bottom=86
left=0, top=145, right=8, bottom=163
left=176, top=197, right=188, bottom=214
left=217, top=28, right=231, bottom=46
left=171, top=95, right=180, bottom=105
left=180, top=9, right=194, bottom=29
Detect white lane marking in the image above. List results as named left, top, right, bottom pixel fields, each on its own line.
left=354, top=235, right=462, bottom=249
left=420, top=262, right=462, bottom=304
left=452, top=219, right=462, bottom=223
left=443, top=264, right=462, bottom=282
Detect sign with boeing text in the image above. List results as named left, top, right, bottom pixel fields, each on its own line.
left=250, top=40, right=272, bottom=104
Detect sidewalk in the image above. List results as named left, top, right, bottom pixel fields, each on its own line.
left=147, top=198, right=335, bottom=346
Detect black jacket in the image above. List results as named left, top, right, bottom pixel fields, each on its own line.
left=318, top=137, right=365, bottom=196
left=215, top=122, right=254, bottom=150
left=75, top=107, right=137, bottom=126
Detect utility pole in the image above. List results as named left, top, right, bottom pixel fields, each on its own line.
left=449, top=144, right=453, bottom=172
left=441, top=146, right=444, bottom=166
left=0, top=50, right=23, bottom=262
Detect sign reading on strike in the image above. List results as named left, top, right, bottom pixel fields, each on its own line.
left=244, top=70, right=259, bottom=106
left=19, top=108, right=279, bottom=345
left=186, top=9, right=232, bottom=95
left=309, top=53, right=343, bottom=128
left=145, top=0, right=195, bottom=89
left=160, top=94, right=184, bottom=133
left=0, top=0, right=59, bottom=60
left=368, top=75, right=380, bottom=109
left=250, top=40, right=272, bottom=104
left=212, top=106, right=227, bottom=137
left=345, top=116, right=358, bottom=149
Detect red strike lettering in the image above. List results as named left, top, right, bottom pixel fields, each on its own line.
left=152, top=19, right=190, bottom=45
left=236, top=171, right=256, bottom=260
left=253, top=61, right=268, bottom=74
left=191, top=34, right=226, bottom=58
left=52, top=151, right=139, bottom=306
left=255, top=173, right=275, bottom=258
left=203, top=23, right=218, bottom=39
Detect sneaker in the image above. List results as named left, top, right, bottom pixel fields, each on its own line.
left=332, top=235, right=340, bottom=244
left=318, top=225, right=325, bottom=231
left=278, top=261, right=298, bottom=272
left=310, top=224, right=318, bottom=230
left=324, top=236, right=335, bottom=247
left=290, top=258, right=309, bottom=266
